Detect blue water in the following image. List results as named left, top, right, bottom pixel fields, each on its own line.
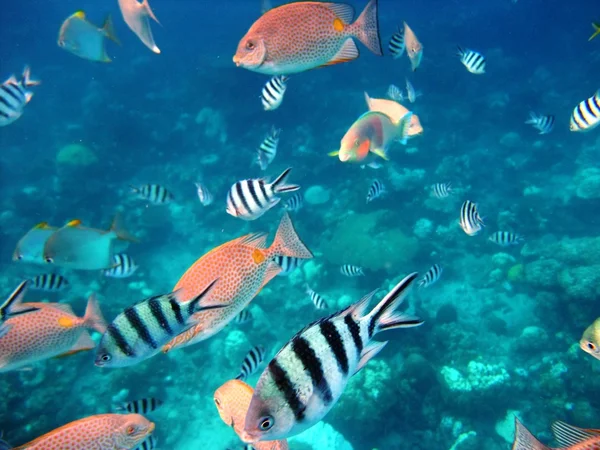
left=1, top=0, right=599, bottom=448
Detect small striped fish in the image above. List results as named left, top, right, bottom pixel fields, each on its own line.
left=0, top=66, right=40, bottom=127
left=134, top=436, right=158, bottom=450
left=387, top=84, right=405, bottom=102
left=236, top=345, right=266, bottom=381
left=243, top=273, right=423, bottom=441
left=195, top=182, right=214, bottom=206
left=366, top=179, right=385, bottom=203
left=305, top=285, right=328, bottom=310
left=459, top=200, right=484, bottom=236
left=284, top=192, right=303, bottom=212
left=30, top=274, right=69, bottom=292
left=340, top=265, right=364, bottom=277
left=405, top=79, right=421, bottom=103
left=570, top=91, right=600, bottom=133
left=457, top=47, right=486, bottom=74
left=489, top=231, right=523, bottom=246
left=274, top=255, right=302, bottom=276
left=418, top=264, right=443, bottom=288
left=388, top=27, right=405, bottom=58
left=95, top=279, right=222, bottom=368
left=114, top=397, right=163, bottom=414
left=226, top=167, right=300, bottom=221
left=130, top=184, right=174, bottom=205
left=431, top=183, right=452, bottom=198
left=261, top=75, right=289, bottom=111
left=104, top=254, right=138, bottom=278
left=257, top=126, right=281, bottom=170
left=233, top=309, right=252, bottom=325
left=525, top=112, right=555, bottom=135
left=0, top=281, right=38, bottom=339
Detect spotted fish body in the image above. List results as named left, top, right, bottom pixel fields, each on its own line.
left=163, top=213, right=312, bottom=352
left=12, top=413, right=154, bottom=450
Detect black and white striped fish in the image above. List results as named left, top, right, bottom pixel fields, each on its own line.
left=525, top=112, right=555, bottom=135
left=488, top=231, right=524, bottom=246
left=134, top=436, right=158, bottom=450
left=233, top=309, right=252, bottom=325
left=236, top=345, right=266, bottom=381
left=570, top=91, right=600, bottom=133
left=418, top=264, right=442, bottom=288
left=431, top=183, right=452, bottom=199
left=274, top=255, right=303, bottom=276
left=29, top=274, right=69, bottom=292
left=226, top=167, right=300, bottom=221
left=459, top=200, right=484, bottom=236
left=104, top=254, right=138, bottom=278
left=130, top=184, right=174, bottom=205
left=340, top=265, right=364, bottom=277
left=261, top=75, right=289, bottom=111
left=284, top=192, right=303, bottom=212
left=387, top=84, right=405, bottom=102
left=366, top=179, right=385, bottom=203
left=457, top=47, right=486, bottom=74
left=114, top=397, right=163, bottom=414
left=195, top=182, right=214, bottom=206
left=242, top=273, right=424, bottom=441
left=257, top=126, right=281, bottom=170
left=0, top=66, right=40, bottom=127
left=94, top=279, right=222, bottom=368
left=305, top=285, right=328, bottom=310
left=405, top=79, right=421, bottom=103
left=0, top=281, right=38, bottom=339
left=388, top=26, right=405, bottom=59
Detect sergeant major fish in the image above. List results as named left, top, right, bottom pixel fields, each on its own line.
left=305, top=285, right=328, bottom=310
left=257, top=127, right=281, bottom=170
left=114, top=398, right=164, bottom=414
left=236, top=345, right=267, bottom=381
left=130, top=184, right=174, bottom=205
left=340, top=264, right=364, bottom=277
left=570, top=90, right=600, bottom=133
left=457, top=46, right=486, bottom=74
left=0, top=66, right=40, bottom=127
left=103, top=253, right=138, bottom=278
left=525, top=112, right=555, bottom=134
left=274, top=256, right=303, bottom=276
left=431, top=183, right=452, bottom=199
left=366, top=179, right=385, bottom=203
left=489, top=231, right=523, bottom=246
left=58, top=11, right=120, bottom=62
left=459, top=200, right=484, bottom=236
left=196, top=182, right=214, bottom=206
left=388, top=26, right=405, bottom=58
left=262, top=76, right=289, bottom=111
left=30, top=274, right=69, bottom=292
left=418, top=264, right=442, bottom=288
left=283, top=193, right=303, bottom=212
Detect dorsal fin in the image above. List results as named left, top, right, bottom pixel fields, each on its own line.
left=551, top=421, right=599, bottom=447
left=237, top=232, right=268, bottom=249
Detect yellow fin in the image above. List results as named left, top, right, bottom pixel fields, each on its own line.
left=371, top=148, right=389, bottom=161
left=590, top=22, right=600, bottom=41
left=34, top=222, right=49, bottom=229
left=320, top=38, right=359, bottom=67
left=66, top=219, right=82, bottom=227
left=74, top=10, right=86, bottom=19
left=58, top=316, right=76, bottom=328
left=328, top=151, right=340, bottom=157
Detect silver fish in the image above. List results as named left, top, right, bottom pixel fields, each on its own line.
left=0, top=66, right=39, bottom=127
left=114, top=398, right=163, bottom=414
left=13, top=222, right=58, bottom=264
left=195, top=182, right=214, bottom=206
left=30, top=274, right=69, bottom=292
left=340, top=265, right=364, bottom=277
left=283, top=192, right=303, bottom=212
left=104, top=254, right=138, bottom=278
left=459, top=200, right=484, bottom=236
left=418, top=264, right=442, bottom=288
left=366, top=179, right=385, bottom=203
left=431, top=183, right=452, bottom=199
left=525, top=112, right=555, bottom=134
left=457, top=46, right=486, bottom=74
left=570, top=91, right=600, bottom=133
left=305, top=285, right=328, bottom=310
left=262, top=76, right=289, bottom=111
left=131, top=184, right=174, bottom=205
left=257, top=126, right=281, bottom=170
left=489, top=231, right=523, bottom=246
left=58, top=11, right=120, bottom=62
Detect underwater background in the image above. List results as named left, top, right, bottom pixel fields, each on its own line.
left=1, top=0, right=599, bottom=448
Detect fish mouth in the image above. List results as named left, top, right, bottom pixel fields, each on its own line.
left=147, top=422, right=155, bottom=434
left=239, top=430, right=258, bottom=444
left=233, top=55, right=241, bottom=66
left=338, top=152, right=350, bottom=162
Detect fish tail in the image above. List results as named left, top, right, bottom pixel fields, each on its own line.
left=270, top=167, right=299, bottom=194
left=268, top=212, right=313, bottom=260
left=590, top=22, right=600, bottom=41
left=83, top=293, right=107, bottom=334
left=351, top=0, right=382, bottom=56
left=365, top=273, right=423, bottom=335
left=102, top=15, right=121, bottom=45
left=110, top=213, right=138, bottom=243
left=512, top=418, right=549, bottom=450
left=525, top=111, right=538, bottom=124
left=21, top=66, right=40, bottom=87
left=456, top=45, right=465, bottom=57
left=396, top=111, right=413, bottom=145
left=0, top=281, right=38, bottom=320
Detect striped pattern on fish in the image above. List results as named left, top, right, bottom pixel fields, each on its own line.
left=570, top=91, right=600, bottom=133
left=114, top=397, right=163, bottom=414
left=236, top=345, right=266, bottom=381
left=0, top=66, right=39, bottom=127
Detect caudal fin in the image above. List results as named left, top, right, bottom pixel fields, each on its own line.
left=396, top=111, right=413, bottom=145
left=590, top=22, right=600, bottom=41
left=102, top=15, right=121, bottom=45
left=270, top=168, right=300, bottom=194
left=83, top=293, right=107, bottom=334
left=512, top=418, right=549, bottom=450
left=269, top=212, right=313, bottom=259
left=21, top=66, right=40, bottom=87
left=110, top=213, right=138, bottom=243
left=352, top=0, right=382, bottom=56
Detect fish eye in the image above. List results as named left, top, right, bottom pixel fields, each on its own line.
left=259, top=416, right=274, bottom=431
left=16, top=254, right=23, bottom=260
left=44, top=257, right=54, bottom=264
left=587, top=342, right=597, bottom=351
left=246, top=40, right=255, bottom=50
left=126, top=425, right=136, bottom=435
left=214, top=397, right=221, bottom=407
left=100, top=353, right=111, bottom=362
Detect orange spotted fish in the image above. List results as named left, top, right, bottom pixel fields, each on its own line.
left=163, top=213, right=312, bottom=353
left=512, top=417, right=600, bottom=450
left=0, top=295, right=106, bottom=372
left=233, top=0, right=382, bottom=75
left=214, top=379, right=289, bottom=450
left=12, top=413, right=154, bottom=449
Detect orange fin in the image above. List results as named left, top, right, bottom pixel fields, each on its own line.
left=320, top=38, right=359, bottom=67
left=551, top=421, right=600, bottom=447
left=54, top=332, right=95, bottom=359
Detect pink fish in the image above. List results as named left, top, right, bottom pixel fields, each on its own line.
left=118, top=0, right=161, bottom=54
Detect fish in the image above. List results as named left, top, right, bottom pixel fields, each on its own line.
left=241, top=273, right=424, bottom=442
left=57, top=11, right=120, bottom=62
left=305, top=285, right=328, bottom=310
left=418, top=264, right=442, bottom=288
left=134, top=436, right=158, bottom=450
left=130, top=184, right=174, bottom=205
left=262, top=76, right=289, bottom=111
left=580, top=317, right=600, bottom=360
left=43, top=216, right=136, bottom=271
left=388, top=26, right=405, bottom=58
left=340, top=264, right=364, bottom=277
left=570, top=91, right=600, bottom=133
left=0, top=66, right=40, bottom=127
left=104, top=253, right=139, bottom=278
left=403, top=22, right=423, bottom=71
left=233, top=0, right=382, bottom=75
left=0, top=281, right=39, bottom=340
left=283, top=193, right=303, bottom=212
left=590, top=22, right=600, bottom=41
left=525, top=112, right=555, bottom=134
left=214, top=379, right=290, bottom=450
left=226, top=168, right=300, bottom=220
left=162, top=212, right=312, bottom=352
left=233, top=309, right=253, bottom=325
left=114, top=398, right=164, bottom=414
left=386, top=84, right=405, bottom=102
left=366, top=179, right=385, bottom=203
left=11, top=414, right=154, bottom=450
left=364, top=92, right=424, bottom=138
left=257, top=127, right=281, bottom=170
left=117, top=0, right=161, bottom=53
left=30, top=274, right=69, bottom=292
left=459, top=200, right=484, bottom=236
left=431, top=183, right=452, bottom=198
left=195, top=182, right=214, bottom=206
left=488, top=231, right=523, bottom=246
left=274, top=256, right=303, bottom=276
left=95, top=280, right=221, bottom=368
left=0, top=294, right=106, bottom=372
left=236, top=345, right=267, bottom=381
left=512, top=417, right=600, bottom=450
left=405, top=78, right=421, bottom=103
left=457, top=46, right=486, bottom=74
left=13, top=222, right=58, bottom=264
